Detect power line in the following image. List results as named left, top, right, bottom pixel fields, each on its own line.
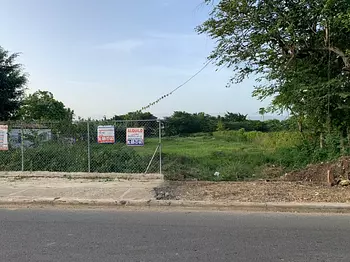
left=138, top=59, right=214, bottom=112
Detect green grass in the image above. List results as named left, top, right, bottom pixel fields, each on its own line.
left=0, top=130, right=338, bottom=181
left=152, top=135, right=279, bottom=181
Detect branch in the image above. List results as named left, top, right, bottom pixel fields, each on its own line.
left=327, top=46, right=350, bottom=72
left=294, top=46, right=350, bottom=72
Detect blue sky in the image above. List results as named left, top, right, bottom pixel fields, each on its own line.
left=1, top=0, right=276, bottom=119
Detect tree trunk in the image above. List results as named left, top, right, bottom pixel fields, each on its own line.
left=340, top=129, right=346, bottom=155
left=340, top=137, right=345, bottom=155
left=297, top=120, right=303, bottom=133
left=320, top=133, right=324, bottom=149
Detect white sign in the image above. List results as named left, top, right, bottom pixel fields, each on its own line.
left=126, top=128, right=144, bottom=146
left=0, top=125, right=9, bottom=151
left=97, top=126, right=115, bottom=144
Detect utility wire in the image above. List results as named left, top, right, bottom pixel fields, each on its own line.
left=137, top=59, right=214, bottom=113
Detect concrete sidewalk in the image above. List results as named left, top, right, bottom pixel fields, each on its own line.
left=2, top=177, right=350, bottom=213
left=0, top=177, right=162, bottom=204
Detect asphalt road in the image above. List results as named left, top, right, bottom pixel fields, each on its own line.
left=0, top=209, right=350, bottom=262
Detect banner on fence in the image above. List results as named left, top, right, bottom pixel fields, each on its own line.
left=0, top=125, right=9, bottom=151
left=126, top=128, right=144, bottom=146
left=97, top=125, right=115, bottom=144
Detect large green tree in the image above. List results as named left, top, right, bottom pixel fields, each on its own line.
left=18, top=90, right=74, bottom=122
left=198, top=0, right=350, bottom=136
left=0, top=46, right=27, bottom=120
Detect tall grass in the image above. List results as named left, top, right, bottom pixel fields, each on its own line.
left=0, top=130, right=343, bottom=181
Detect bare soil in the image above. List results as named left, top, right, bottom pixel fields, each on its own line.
left=173, top=181, right=350, bottom=203
left=283, top=156, right=350, bottom=184
left=155, top=157, right=350, bottom=203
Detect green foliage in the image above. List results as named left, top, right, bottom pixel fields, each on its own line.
left=111, top=111, right=157, bottom=121
left=17, top=90, right=74, bottom=122
left=0, top=129, right=346, bottom=181
left=199, top=0, right=350, bottom=153
left=216, top=119, right=226, bottom=131
left=223, top=112, right=247, bottom=122
left=0, top=46, right=27, bottom=121
left=163, top=111, right=292, bottom=136
left=224, top=120, right=267, bottom=132
left=213, top=130, right=303, bottom=149
left=164, top=111, right=217, bottom=136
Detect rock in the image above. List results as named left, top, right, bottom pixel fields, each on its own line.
left=156, top=194, right=163, bottom=200
left=339, top=180, right=350, bottom=187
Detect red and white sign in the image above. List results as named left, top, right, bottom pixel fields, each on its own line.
left=126, top=128, right=144, bottom=146
left=97, top=126, right=115, bottom=144
left=0, top=125, right=9, bottom=151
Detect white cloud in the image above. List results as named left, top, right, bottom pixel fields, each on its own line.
left=96, top=39, right=144, bottom=53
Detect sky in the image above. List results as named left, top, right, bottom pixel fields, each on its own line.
left=0, top=0, right=281, bottom=120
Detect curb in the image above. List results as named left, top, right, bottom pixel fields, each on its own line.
left=1, top=198, right=350, bottom=213
left=0, top=171, right=164, bottom=181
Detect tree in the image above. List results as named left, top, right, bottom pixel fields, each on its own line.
left=259, top=108, right=266, bottom=121
left=164, top=111, right=217, bottom=136
left=18, top=90, right=74, bottom=122
left=111, top=111, right=157, bottom=121
left=216, top=118, right=226, bottom=131
left=0, top=46, right=27, bottom=120
left=223, top=112, right=247, bottom=122
left=198, top=0, right=350, bottom=139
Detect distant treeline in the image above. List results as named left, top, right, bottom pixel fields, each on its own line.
left=109, top=111, right=296, bottom=136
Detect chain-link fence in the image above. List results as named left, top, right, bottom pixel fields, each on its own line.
left=0, top=119, right=162, bottom=174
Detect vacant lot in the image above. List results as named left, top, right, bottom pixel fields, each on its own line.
left=0, top=131, right=330, bottom=181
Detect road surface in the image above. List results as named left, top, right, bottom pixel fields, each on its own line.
left=0, top=209, right=349, bottom=261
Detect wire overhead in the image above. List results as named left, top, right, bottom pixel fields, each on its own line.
left=137, top=59, right=213, bottom=112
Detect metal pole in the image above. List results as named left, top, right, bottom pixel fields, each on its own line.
left=145, top=144, right=160, bottom=174
left=21, top=124, right=24, bottom=172
left=87, top=121, right=91, bottom=173
left=158, top=120, right=162, bottom=175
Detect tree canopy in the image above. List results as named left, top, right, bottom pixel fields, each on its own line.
left=18, top=90, right=74, bottom=122
left=0, top=46, right=27, bottom=121
left=198, top=0, right=350, bottom=135
left=111, top=111, right=157, bottom=121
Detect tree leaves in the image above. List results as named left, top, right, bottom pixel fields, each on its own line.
left=18, top=90, right=74, bottom=122
left=0, top=46, right=27, bottom=121
left=200, top=0, right=350, bottom=133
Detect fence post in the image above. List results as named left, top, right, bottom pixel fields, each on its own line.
left=21, top=123, right=24, bottom=172
left=158, top=119, right=162, bottom=174
left=87, top=120, right=91, bottom=173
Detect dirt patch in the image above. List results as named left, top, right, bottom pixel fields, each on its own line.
left=283, top=157, right=350, bottom=185
left=169, top=181, right=350, bottom=203
left=153, top=185, right=181, bottom=200
left=260, top=165, right=284, bottom=179
left=154, top=157, right=350, bottom=203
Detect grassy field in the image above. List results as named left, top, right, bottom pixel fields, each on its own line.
left=133, top=131, right=308, bottom=180
left=0, top=130, right=333, bottom=181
